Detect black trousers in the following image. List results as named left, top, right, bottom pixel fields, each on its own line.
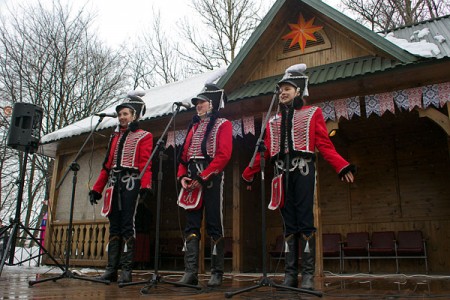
left=184, top=161, right=224, bottom=240
left=108, top=171, right=140, bottom=239
left=280, top=159, right=316, bottom=236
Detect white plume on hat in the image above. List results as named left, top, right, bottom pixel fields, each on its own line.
left=204, top=67, right=227, bottom=85
left=127, top=90, right=146, bottom=98
left=284, top=63, right=307, bottom=75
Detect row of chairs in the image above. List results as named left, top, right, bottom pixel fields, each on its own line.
left=323, top=230, right=428, bottom=274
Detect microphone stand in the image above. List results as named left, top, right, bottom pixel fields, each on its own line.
left=119, top=104, right=201, bottom=293
left=29, top=116, right=110, bottom=286
left=224, top=92, right=322, bottom=298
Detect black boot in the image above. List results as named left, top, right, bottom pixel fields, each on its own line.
left=280, top=234, right=299, bottom=288
left=177, top=233, right=199, bottom=285
left=300, top=232, right=316, bottom=290
left=207, top=237, right=224, bottom=287
left=118, top=237, right=134, bottom=284
left=98, top=236, right=121, bottom=282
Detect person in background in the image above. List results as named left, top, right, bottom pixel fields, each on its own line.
left=242, top=64, right=356, bottom=290
left=89, top=91, right=153, bottom=284
left=176, top=83, right=232, bottom=287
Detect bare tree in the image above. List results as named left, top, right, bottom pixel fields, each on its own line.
left=126, top=43, right=157, bottom=90
left=127, top=8, right=188, bottom=89
left=178, top=0, right=265, bottom=70
left=341, top=0, right=450, bottom=31
left=126, top=1, right=271, bottom=85
left=0, top=0, right=129, bottom=244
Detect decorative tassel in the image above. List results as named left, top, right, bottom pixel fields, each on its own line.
left=124, top=242, right=128, bottom=252
left=302, top=232, right=315, bottom=253
left=213, top=244, right=217, bottom=256
left=182, top=240, right=187, bottom=252
left=303, top=78, right=309, bottom=97
left=285, top=241, right=289, bottom=253
left=304, top=240, right=310, bottom=253
left=105, top=242, right=109, bottom=253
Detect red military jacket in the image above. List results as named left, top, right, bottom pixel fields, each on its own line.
left=177, top=117, right=232, bottom=181
left=242, top=105, right=349, bottom=182
left=92, top=127, right=153, bottom=193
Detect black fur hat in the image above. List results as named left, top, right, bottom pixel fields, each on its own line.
left=277, top=64, right=309, bottom=97
left=116, top=91, right=146, bottom=120
left=191, top=83, right=227, bottom=111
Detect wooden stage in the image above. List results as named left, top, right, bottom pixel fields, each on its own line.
left=1, top=267, right=449, bottom=299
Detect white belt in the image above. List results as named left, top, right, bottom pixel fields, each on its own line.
left=275, top=157, right=312, bottom=176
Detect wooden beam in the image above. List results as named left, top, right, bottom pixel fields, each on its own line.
left=200, top=218, right=206, bottom=274
left=43, top=155, right=61, bottom=264
left=314, top=155, right=324, bottom=278
left=232, top=160, right=241, bottom=272
left=417, top=107, right=450, bottom=136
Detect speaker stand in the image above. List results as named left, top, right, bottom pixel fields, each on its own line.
left=0, top=148, right=64, bottom=277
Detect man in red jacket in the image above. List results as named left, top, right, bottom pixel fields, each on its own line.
left=177, top=83, right=232, bottom=287
left=242, top=64, right=355, bottom=290
left=89, top=91, right=153, bottom=284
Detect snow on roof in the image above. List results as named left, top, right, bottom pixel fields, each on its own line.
left=385, top=15, right=450, bottom=59
left=383, top=31, right=441, bottom=58
left=40, top=68, right=226, bottom=144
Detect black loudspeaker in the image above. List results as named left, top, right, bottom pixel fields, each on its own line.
left=7, top=102, right=43, bottom=153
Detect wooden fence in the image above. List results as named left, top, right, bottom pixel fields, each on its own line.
left=44, top=220, right=109, bottom=267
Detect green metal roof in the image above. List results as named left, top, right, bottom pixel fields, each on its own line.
left=218, top=0, right=418, bottom=88
left=228, top=56, right=401, bottom=101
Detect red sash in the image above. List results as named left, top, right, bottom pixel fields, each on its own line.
left=177, top=187, right=203, bottom=210
left=268, top=174, right=284, bottom=210
left=101, top=186, right=114, bottom=217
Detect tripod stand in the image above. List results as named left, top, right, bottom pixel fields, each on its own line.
left=224, top=93, right=322, bottom=298
left=0, top=148, right=65, bottom=277
left=119, top=104, right=201, bottom=292
left=29, top=116, right=110, bottom=286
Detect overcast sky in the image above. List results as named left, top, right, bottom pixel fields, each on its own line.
left=90, top=0, right=341, bottom=47
left=0, top=0, right=341, bottom=47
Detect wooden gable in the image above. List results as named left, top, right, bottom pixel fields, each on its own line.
left=220, top=0, right=416, bottom=91
left=246, top=4, right=382, bottom=83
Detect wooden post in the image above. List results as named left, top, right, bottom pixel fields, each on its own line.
left=447, top=104, right=450, bottom=158
left=44, top=154, right=62, bottom=264
left=200, top=218, right=206, bottom=274
left=314, top=155, right=323, bottom=278
left=232, top=160, right=241, bottom=273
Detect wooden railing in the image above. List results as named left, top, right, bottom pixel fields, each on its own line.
left=45, top=220, right=109, bottom=267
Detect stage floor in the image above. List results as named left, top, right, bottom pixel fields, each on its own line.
left=1, top=267, right=450, bottom=299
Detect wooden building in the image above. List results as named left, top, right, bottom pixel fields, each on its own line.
left=40, top=0, right=450, bottom=274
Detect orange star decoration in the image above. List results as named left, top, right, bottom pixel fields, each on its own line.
left=282, top=14, right=323, bottom=52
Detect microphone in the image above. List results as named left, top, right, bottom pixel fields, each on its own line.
left=94, top=112, right=117, bottom=118
left=174, top=102, right=192, bottom=109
